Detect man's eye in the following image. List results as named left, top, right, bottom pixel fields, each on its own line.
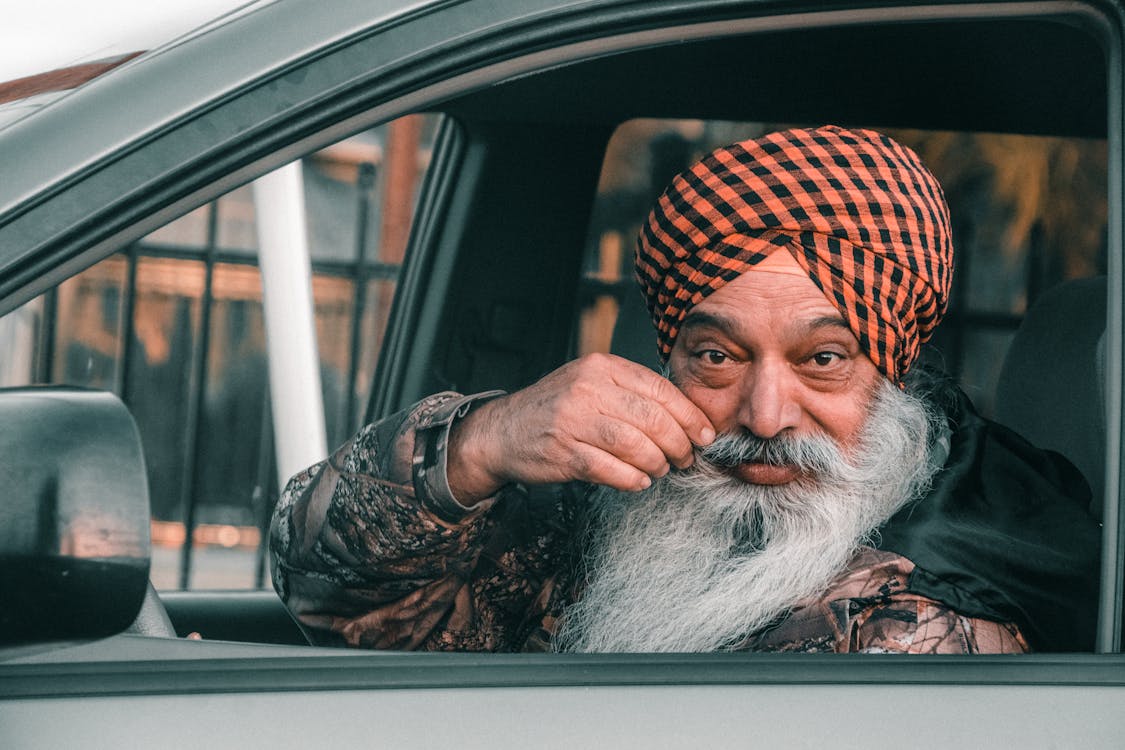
left=697, top=350, right=728, bottom=365
left=810, top=351, right=842, bottom=367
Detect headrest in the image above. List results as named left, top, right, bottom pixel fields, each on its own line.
left=995, top=277, right=1107, bottom=513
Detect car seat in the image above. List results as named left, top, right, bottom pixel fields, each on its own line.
left=994, top=276, right=1107, bottom=517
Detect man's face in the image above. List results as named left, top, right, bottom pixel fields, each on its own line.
left=667, top=268, right=884, bottom=486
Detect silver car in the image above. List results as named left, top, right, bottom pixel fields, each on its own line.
left=1, top=0, right=1123, bottom=747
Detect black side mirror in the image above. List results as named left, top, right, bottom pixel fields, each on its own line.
left=0, top=388, right=150, bottom=645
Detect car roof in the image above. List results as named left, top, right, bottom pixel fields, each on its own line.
left=0, top=2, right=271, bottom=129
left=0, top=1, right=260, bottom=83
left=0, top=0, right=441, bottom=210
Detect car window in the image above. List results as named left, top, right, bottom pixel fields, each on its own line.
left=577, top=118, right=1109, bottom=420
left=0, top=113, right=443, bottom=590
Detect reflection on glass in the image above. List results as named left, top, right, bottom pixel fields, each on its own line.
left=126, top=257, right=204, bottom=525
left=215, top=185, right=258, bottom=254
left=53, top=255, right=127, bottom=390
left=197, top=263, right=269, bottom=525
left=0, top=297, right=43, bottom=387
left=353, top=278, right=398, bottom=430
left=142, top=204, right=212, bottom=248
left=311, top=273, right=354, bottom=449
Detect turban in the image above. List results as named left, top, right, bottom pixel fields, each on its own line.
left=635, top=125, right=953, bottom=384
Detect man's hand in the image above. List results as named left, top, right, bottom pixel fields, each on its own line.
left=446, top=353, right=716, bottom=505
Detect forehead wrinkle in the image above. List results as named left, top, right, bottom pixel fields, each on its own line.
left=680, top=309, right=852, bottom=343
left=680, top=310, right=739, bottom=338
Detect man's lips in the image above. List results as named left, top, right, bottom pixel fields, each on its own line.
left=730, top=462, right=801, bottom=485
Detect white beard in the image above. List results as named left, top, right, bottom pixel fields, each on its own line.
left=552, top=379, right=941, bottom=653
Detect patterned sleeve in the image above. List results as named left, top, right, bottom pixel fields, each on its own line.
left=270, top=391, right=575, bottom=651
left=850, top=597, right=1030, bottom=654
left=843, top=552, right=1030, bottom=654
left=742, top=547, right=1031, bottom=654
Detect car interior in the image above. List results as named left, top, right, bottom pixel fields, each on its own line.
left=1, top=12, right=1116, bottom=654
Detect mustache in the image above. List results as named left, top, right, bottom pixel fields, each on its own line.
left=693, top=431, right=841, bottom=476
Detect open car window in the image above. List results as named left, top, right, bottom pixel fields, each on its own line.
left=0, top=113, right=444, bottom=590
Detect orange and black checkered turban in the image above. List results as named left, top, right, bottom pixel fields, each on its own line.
left=636, top=125, right=953, bottom=384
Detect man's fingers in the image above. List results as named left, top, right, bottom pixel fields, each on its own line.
left=590, top=418, right=672, bottom=478
left=599, top=390, right=697, bottom=469
left=469, top=353, right=717, bottom=492
left=605, top=357, right=715, bottom=446
left=644, top=374, right=716, bottom=446
left=569, top=444, right=654, bottom=493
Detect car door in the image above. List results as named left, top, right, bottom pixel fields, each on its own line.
left=1, top=1, right=1124, bottom=747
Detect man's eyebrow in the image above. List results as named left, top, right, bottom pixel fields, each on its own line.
left=679, top=311, right=738, bottom=337
left=804, top=316, right=852, bottom=334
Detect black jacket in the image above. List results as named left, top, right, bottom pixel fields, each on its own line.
left=880, top=388, right=1102, bottom=651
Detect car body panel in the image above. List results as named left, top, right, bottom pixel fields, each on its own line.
left=5, top=685, right=1125, bottom=749
left=3, top=646, right=1125, bottom=748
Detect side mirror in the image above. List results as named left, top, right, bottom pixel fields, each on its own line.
left=0, top=388, right=150, bottom=645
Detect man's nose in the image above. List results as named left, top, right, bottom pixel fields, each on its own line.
left=737, top=360, right=802, bottom=439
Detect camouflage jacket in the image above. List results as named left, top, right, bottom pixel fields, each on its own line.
left=270, top=392, right=1028, bottom=654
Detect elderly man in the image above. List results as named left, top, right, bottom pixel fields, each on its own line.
left=272, top=126, right=1100, bottom=653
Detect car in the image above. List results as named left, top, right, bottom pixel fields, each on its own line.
left=1, top=0, right=1123, bottom=747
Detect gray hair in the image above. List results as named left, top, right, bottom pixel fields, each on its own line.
left=553, top=376, right=943, bottom=653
